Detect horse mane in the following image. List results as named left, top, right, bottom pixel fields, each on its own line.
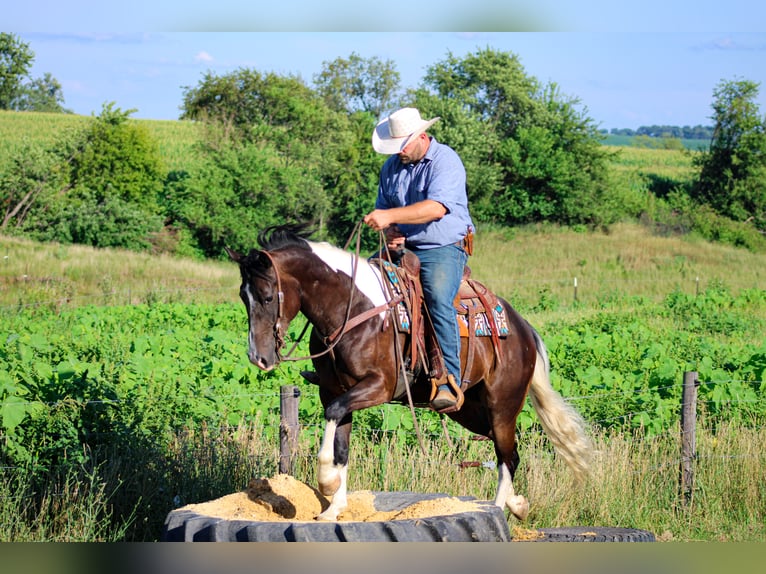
left=257, top=223, right=315, bottom=252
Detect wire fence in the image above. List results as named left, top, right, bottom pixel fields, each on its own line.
left=1, top=374, right=764, bottom=504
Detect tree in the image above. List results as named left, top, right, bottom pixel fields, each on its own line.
left=7, top=103, right=165, bottom=250
left=177, top=69, right=368, bottom=253
left=692, top=79, right=766, bottom=231
left=411, top=48, right=614, bottom=228
left=313, top=52, right=401, bottom=118
left=13, top=72, right=69, bottom=113
left=0, top=32, right=34, bottom=109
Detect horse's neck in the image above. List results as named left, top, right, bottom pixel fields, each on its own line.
left=284, top=250, right=385, bottom=336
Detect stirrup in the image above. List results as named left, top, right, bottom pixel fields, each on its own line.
left=429, top=374, right=464, bottom=414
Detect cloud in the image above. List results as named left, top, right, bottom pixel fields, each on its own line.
left=194, top=51, right=214, bottom=63
left=697, top=36, right=766, bottom=52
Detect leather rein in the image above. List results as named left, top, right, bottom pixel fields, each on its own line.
left=264, top=222, right=402, bottom=364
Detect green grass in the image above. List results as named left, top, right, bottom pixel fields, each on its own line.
left=3, top=222, right=764, bottom=315
left=2, top=417, right=762, bottom=541
left=1, top=111, right=764, bottom=542
left=1, top=225, right=764, bottom=541
left=0, top=110, right=203, bottom=173
left=602, top=133, right=710, bottom=150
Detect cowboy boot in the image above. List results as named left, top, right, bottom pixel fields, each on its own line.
left=430, top=373, right=464, bottom=413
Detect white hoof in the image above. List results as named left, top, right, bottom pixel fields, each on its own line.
left=316, top=508, right=340, bottom=521
left=316, top=499, right=346, bottom=522
left=507, top=495, right=530, bottom=521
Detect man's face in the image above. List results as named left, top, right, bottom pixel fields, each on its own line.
left=398, top=133, right=428, bottom=165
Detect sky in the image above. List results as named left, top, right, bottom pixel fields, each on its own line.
left=6, top=2, right=766, bottom=131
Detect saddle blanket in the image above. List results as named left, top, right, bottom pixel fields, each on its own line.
left=381, top=260, right=509, bottom=339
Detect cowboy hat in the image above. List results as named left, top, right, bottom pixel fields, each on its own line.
left=371, top=107, right=440, bottom=154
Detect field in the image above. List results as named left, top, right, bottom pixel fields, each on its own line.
left=0, top=111, right=765, bottom=542
left=0, top=110, right=203, bottom=173
left=1, top=223, right=765, bottom=542
left=601, top=133, right=710, bottom=150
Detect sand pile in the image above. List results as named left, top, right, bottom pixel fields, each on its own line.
left=179, top=474, right=484, bottom=523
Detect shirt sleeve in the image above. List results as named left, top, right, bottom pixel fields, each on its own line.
left=422, top=145, right=466, bottom=214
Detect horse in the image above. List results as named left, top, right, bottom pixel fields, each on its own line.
left=226, top=223, right=592, bottom=522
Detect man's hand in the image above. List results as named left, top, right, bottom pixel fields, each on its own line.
left=364, top=200, right=446, bottom=232
left=363, top=209, right=393, bottom=232
left=384, top=226, right=405, bottom=250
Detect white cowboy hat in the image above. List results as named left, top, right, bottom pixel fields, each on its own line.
left=371, top=107, right=440, bottom=154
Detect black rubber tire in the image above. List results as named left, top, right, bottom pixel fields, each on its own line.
left=162, top=491, right=511, bottom=542
left=531, top=526, right=656, bottom=542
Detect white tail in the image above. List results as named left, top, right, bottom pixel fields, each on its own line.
left=527, top=331, right=592, bottom=484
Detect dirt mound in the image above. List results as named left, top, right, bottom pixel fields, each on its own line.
left=179, top=473, right=483, bottom=523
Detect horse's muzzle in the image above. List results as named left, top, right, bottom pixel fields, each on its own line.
left=248, top=351, right=278, bottom=371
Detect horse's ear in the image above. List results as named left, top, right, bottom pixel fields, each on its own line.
left=224, top=247, right=242, bottom=263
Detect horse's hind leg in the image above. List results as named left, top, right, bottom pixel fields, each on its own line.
left=490, top=396, right=530, bottom=520
left=316, top=416, right=351, bottom=521
left=494, top=449, right=530, bottom=521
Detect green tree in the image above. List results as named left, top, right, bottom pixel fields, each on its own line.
left=0, top=32, right=34, bottom=109
left=12, top=103, right=165, bottom=250
left=13, top=72, right=70, bottom=113
left=313, top=52, right=401, bottom=118
left=410, top=48, right=614, bottom=228
left=692, top=78, right=766, bottom=231
left=176, top=69, right=367, bottom=254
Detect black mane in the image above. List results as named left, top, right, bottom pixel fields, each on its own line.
left=257, top=223, right=315, bottom=252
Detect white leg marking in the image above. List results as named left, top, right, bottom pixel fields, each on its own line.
left=317, top=420, right=341, bottom=496
left=494, top=462, right=512, bottom=508
left=495, top=462, right=529, bottom=521
left=317, top=465, right=348, bottom=521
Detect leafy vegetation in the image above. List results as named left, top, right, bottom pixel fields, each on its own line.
left=5, top=48, right=763, bottom=259
left=0, top=225, right=764, bottom=540
left=1, top=41, right=765, bottom=542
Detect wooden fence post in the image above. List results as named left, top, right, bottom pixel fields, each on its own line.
left=680, top=371, right=698, bottom=506
left=279, top=385, right=300, bottom=475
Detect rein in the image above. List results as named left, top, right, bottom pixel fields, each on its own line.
left=273, top=221, right=372, bottom=363
left=265, top=222, right=428, bottom=455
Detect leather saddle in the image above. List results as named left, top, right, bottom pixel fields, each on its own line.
left=373, top=250, right=509, bottom=397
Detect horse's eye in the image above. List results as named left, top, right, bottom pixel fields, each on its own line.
left=264, top=295, right=274, bottom=303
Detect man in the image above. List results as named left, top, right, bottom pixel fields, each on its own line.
left=363, top=107, right=475, bottom=413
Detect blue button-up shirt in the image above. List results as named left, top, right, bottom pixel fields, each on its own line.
left=375, top=137, right=474, bottom=250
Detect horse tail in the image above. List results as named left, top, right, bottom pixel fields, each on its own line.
left=527, top=326, right=592, bottom=484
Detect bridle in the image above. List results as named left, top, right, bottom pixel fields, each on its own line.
left=255, top=222, right=398, bottom=364
left=257, top=250, right=286, bottom=354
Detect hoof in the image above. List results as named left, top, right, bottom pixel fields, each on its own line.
left=316, top=507, right=341, bottom=522
left=508, top=495, right=530, bottom=521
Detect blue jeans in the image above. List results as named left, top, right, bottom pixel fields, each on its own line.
left=413, top=243, right=468, bottom=381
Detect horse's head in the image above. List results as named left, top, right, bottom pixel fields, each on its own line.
left=226, top=246, right=290, bottom=371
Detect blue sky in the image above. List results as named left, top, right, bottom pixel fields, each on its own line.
left=6, top=3, right=766, bottom=130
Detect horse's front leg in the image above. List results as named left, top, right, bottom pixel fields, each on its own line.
left=316, top=415, right=351, bottom=521
left=314, top=377, right=389, bottom=521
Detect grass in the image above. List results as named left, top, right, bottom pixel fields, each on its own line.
left=0, top=234, right=237, bottom=310
left=0, top=110, right=203, bottom=173
left=2, top=416, right=762, bottom=542
left=2, top=222, right=764, bottom=315
left=1, top=113, right=764, bottom=541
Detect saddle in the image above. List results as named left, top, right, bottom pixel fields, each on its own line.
left=373, top=250, right=510, bottom=398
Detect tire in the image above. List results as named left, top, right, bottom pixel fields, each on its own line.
left=162, top=491, right=511, bottom=542
left=530, top=526, right=656, bottom=542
